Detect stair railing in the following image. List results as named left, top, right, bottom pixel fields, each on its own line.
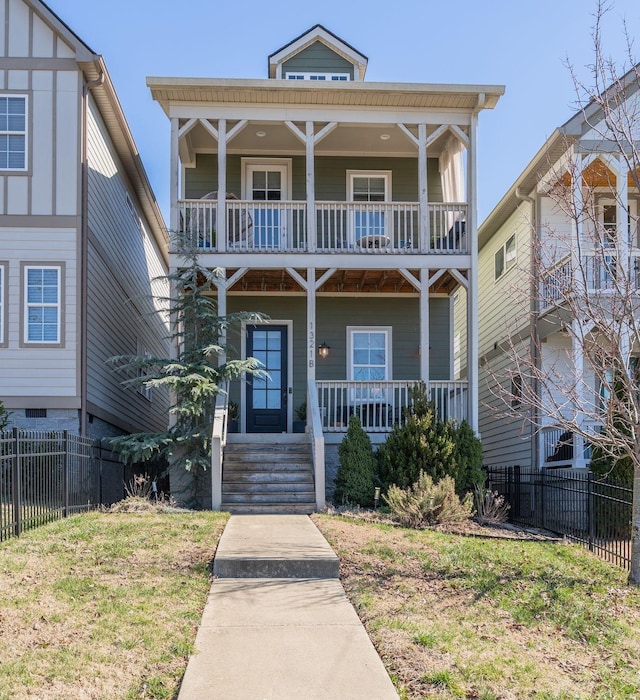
left=211, top=383, right=229, bottom=510
left=307, top=379, right=326, bottom=510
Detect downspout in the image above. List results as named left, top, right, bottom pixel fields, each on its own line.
left=515, top=187, right=539, bottom=470
left=80, top=70, right=105, bottom=436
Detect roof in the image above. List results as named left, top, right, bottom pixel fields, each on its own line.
left=25, top=0, right=168, bottom=263
left=147, top=77, right=504, bottom=115
left=268, top=25, right=368, bottom=80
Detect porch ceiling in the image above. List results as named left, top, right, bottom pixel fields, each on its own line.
left=183, top=120, right=446, bottom=157
left=219, top=268, right=461, bottom=294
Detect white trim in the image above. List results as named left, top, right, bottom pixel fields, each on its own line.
left=346, top=326, right=393, bottom=381
left=494, top=232, right=516, bottom=280
left=346, top=169, right=392, bottom=201
left=0, top=94, right=28, bottom=172
left=241, top=319, right=294, bottom=433
left=241, top=157, right=293, bottom=200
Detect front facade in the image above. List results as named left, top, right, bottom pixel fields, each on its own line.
left=478, top=68, right=640, bottom=470
left=149, top=26, right=503, bottom=506
left=0, top=0, right=169, bottom=438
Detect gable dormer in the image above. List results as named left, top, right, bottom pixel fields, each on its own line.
left=268, top=25, right=368, bottom=81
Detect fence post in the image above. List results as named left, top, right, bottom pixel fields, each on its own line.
left=587, top=472, right=594, bottom=552
left=12, top=427, right=21, bottom=537
left=62, top=430, right=69, bottom=519
left=540, top=468, right=546, bottom=530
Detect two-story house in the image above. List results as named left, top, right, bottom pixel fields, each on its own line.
left=148, top=25, right=503, bottom=510
left=478, top=65, right=640, bottom=471
left=0, top=0, right=169, bottom=439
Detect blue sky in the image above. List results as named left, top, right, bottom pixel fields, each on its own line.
left=49, top=0, right=640, bottom=222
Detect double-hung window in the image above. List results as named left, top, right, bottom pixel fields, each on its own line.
left=347, top=171, right=391, bottom=246
left=0, top=96, right=27, bottom=171
left=24, top=265, right=62, bottom=345
left=494, top=234, right=516, bottom=280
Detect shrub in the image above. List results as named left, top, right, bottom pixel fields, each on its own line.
left=334, top=415, right=378, bottom=507
left=473, top=484, right=510, bottom=525
left=0, top=400, right=11, bottom=431
left=378, top=384, right=454, bottom=490
left=451, top=419, right=485, bottom=492
left=384, top=472, right=474, bottom=528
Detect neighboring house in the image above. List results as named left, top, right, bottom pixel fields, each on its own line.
left=478, top=67, right=640, bottom=470
left=0, top=0, right=169, bottom=439
left=148, top=25, right=503, bottom=509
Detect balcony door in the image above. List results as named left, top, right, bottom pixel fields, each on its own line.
left=243, top=160, right=291, bottom=249
left=347, top=171, right=391, bottom=247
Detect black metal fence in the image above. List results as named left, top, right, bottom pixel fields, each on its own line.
left=0, top=428, right=133, bottom=541
left=485, top=466, right=632, bottom=570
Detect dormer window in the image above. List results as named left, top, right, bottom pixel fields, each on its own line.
left=285, top=73, right=350, bottom=81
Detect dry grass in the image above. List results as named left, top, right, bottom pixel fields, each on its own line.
left=0, top=509, right=228, bottom=699
left=313, top=513, right=640, bottom=700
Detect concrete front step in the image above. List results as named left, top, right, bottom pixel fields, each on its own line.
left=212, top=515, right=339, bottom=579
left=223, top=482, right=313, bottom=494
left=224, top=454, right=311, bottom=465
left=222, top=491, right=316, bottom=504
left=223, top=471, right=313, bottom=483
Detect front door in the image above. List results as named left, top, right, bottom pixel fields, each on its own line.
left=246, top=324, right=288, bottom=433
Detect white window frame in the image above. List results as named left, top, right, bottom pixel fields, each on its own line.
left=347, top=326, right=392, bottom=382
left=0, top=94, right=27, bottom=172
left=597, top=197, right=638, bottom=246
left=0, top=263, right=6, bottom=347
left=23, top=264, right=62, bottom=346
left=285, top=72, right=350, bottom=81
left=494, top=233, right=516, bottom=280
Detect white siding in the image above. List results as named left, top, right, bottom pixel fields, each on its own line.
left=0, top=226, right=78, bottom=398
left=479, top=341, right=533, bottom=468
left=55, top=71, right=79, bottom=216
left=31, top=71, right=54, bottom=214
left=31, top=12, right=55, bottom=58
left=7, top=0, right=29, bottom=57
left=85, top=95, right=169, bottom=432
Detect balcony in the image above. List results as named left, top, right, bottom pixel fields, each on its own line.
left=178, top=200, right=468, bottom=254
left=540, top=252, right=640, bottom=312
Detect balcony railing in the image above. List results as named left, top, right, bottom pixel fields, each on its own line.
left=540, top=252, right=640, bottom=311
left=177, top=200, right=468, bottom=254
left=316, top=380, right=468, bottom=433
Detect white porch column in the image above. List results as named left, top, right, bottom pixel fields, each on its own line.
left=571, top=152, right=583, bottom=277
left=571, top=319, right=587, bottom=468
left=170, top=117, right=179, bottom=235
left=307, top=268, right=316, bottom=383
left=306, top=122, right=317, bottom=252
left=617, top=154, right=630, bottom=280
left=217, top=272, right=227, bottom=367
left=419, top=268, right=430, bottom=383
left=466, top=112, right=479, bottom=433
left=418, top=123, right=429, bottom=252
left=217, top=119, right=227, bottom=253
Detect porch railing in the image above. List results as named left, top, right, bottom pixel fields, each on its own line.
left=177, top=200, right=468, bottom=253
left=210, top=383, right=229, bottom=511
left=316, top=380, right=468, bottom=433
left=540, top=252, right=640, bottom=311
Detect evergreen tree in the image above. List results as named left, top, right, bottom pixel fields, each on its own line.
left=334, top=415, right=378, bottom=507
left=110, top=234, right=263, bottom=481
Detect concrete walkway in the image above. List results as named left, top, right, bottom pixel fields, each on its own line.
left=178, top=515, right=398, bottom=699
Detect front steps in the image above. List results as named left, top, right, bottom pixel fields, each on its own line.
left=221, top=434, right=316, bottom=514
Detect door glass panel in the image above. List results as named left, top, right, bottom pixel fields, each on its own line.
left=251, top=328, right=283, bottom=411
left=351, top=175, right=387, bottom=241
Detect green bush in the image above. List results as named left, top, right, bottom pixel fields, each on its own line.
left=0, top=400, right=10, bottom=431
left=377, top=382, right=483, bottom=493
left=384, top=472, right=474, bottom=528
left=334, top=415, right=378, bottom=507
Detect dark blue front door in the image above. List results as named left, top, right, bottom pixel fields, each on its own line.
left=246, top=325, right=288, bottom=433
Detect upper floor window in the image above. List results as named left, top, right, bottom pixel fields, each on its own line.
left=495, top=234, right=516, bottom=280
left=0, top=96, right=27, bottom=170
left=285, top=72, right=350, bottom=81
left=24, top=265, right=61, bottom=345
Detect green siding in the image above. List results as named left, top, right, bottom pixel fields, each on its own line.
left=185, top=154, right=442, bottom=202
left=282, top=42, right=354, bottom=79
